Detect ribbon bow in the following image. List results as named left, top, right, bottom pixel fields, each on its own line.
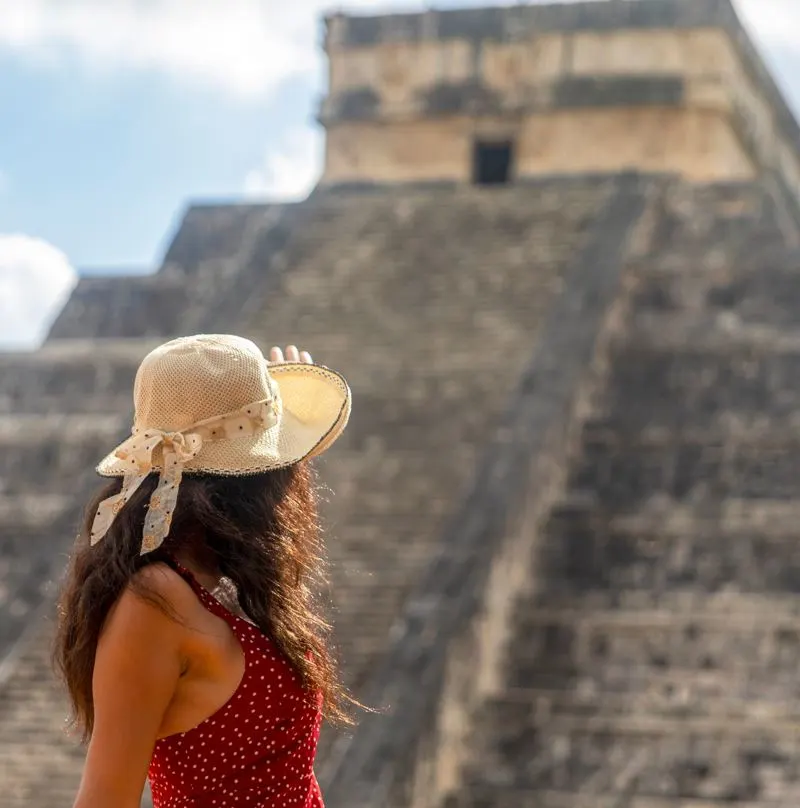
left=91, top=398, right=279, bottom=555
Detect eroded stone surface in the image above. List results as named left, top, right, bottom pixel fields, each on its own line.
left=453, top=182, right=800, bottom=807
left=0, top=179, right=612, bottom=807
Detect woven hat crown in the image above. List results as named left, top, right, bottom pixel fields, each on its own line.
left=93, top=332, right=351, bottom=554
left=133, top=334, right=276, bottom=432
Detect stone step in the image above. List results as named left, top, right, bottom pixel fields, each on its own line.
left=641, top=239, right=788, bottom=280
left=600, top=345, right=800, bottom=431
left=566, top=427, right=800, bottom=507
left=608, top=500, right=800, bottom=539
left=483, top=687, right=800, bottom=726
left=549, top=495, right=800, bottom=536
left=0, top=338, right=159, bottom=414
left=527, top=584, right=800, bottom=617
left=0, top=616, right=93, bottom=804
left=580, top=417, right=800, bottom=448
left=501, top=665, right=798, bottom=709
left=506, top=608, right=800, bottom=690
left=526, top=589, right=800, bottom=620
left=159, top=203, right=275, bottom=270
left=542, top=498, right=800, bottom=597
left=514, top=606, right=800, bottom=632
left=448, top=786, right=791, bottom=808
left=633, top=254, right=800, bottom=330
left=47, top=272, right=182, bottom=341
left=647, top=190, right=782, bottom=246
left=627, top=311, right=800, bottom=353
left=470, top=705, right=800, bottom=768
left=461, top=710, right=800, bottom=801
left=0, top=494, right=77, bottom=590
left=642, top=243, right=800, bottom=278
left=0, top=494, right=74, bottom=533
left=0, top=414, right=126, bottom=494
left=0, top=494, right=78, bottom=658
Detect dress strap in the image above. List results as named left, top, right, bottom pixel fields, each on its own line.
left=162, top=554, right=222, bottom=610
left=161, top=553, right=248, bottom=628
left=161, top=552, right=203, bottom=591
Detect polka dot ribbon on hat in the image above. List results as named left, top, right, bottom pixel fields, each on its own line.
left=91, top=398, right=280, bottom=555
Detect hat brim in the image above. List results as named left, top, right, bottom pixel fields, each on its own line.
left=96, top=363, right=351, bottom=478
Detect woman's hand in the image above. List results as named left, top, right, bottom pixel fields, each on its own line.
left=269, top=345, right=313, bottom=365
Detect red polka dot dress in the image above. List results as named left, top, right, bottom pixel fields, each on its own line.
left=148, top=558, right=325, bottom=808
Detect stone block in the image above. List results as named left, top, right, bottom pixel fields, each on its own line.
left=466, top=713, right=800, bottom=801
left=332, top=1, right=726, bottom=47
left=505, top=612, right=800, bottom=692
left=0, top=340, right=154, bottom=415
left=552, top=76, right=685, bottom=109
left=420, top=82, right=502, bottom=116
left=0, top=415, right=125, bottom=495
left=333, top=87, right=381, bottom=121
left=543, top=507, right=800, bottom=598
left=46, top=275, right=180, bottom=341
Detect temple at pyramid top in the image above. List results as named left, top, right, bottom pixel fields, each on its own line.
left=319, top=0, right=800, bottom=210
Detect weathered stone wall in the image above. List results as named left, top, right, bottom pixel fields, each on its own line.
left=326, top=28, right=733, bottom=103
left=3, top=180, right=797, bottom=808
left=236, top=179, right=615, bottom=700
left=325, top=107, right=753, bottom=186
left=47, top=276, right=177, bottom=340
left=449, top=181, right=800, bottom=807
left=318, top=175, right=648, bottom=808
left=0, top=177, right=614, bottom=807
left=320, top=0, right=800, bottom=213
left=0, top=339, right=157, bottom=657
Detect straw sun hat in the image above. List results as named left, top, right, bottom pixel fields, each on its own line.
left=90, top=334, right=351, bottom=555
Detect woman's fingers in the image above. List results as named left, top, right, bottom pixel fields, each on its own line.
left=269, top=345, right=313, bottom=365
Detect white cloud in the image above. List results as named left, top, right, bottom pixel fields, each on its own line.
left=0, top=0, right=317, bottom=99
left=737, top=0, right=800, bottom=54
left=0, top=235, right=77, bottom=350
left=244, top=127, right=323, bottom=201
left=0, top=0, right=477, bottom=100
left=0, top=2, right=795, bottom=101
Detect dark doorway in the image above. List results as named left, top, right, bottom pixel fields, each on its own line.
left=473, top=140, right=514, bottom=185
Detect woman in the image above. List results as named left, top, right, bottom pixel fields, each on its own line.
left=54, top=334, right=355, bottom=808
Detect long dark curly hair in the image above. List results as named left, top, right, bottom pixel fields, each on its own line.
left=53, top=462, right=355, bottom=740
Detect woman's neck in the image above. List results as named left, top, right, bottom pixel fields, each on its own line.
left=172, top=531, right=222, bottom=591
left=172, top=540, right=255, bottom=624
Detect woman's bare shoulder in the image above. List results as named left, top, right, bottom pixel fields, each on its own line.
left=104, top=562, right=195, bottom=640
left=129, top=561, right=192, bottom=603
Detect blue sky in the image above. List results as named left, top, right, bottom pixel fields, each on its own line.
left=1, top=0, right=799, bottom=348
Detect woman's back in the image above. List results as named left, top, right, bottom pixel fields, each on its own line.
left=149, top=557, right=323, bottom=808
